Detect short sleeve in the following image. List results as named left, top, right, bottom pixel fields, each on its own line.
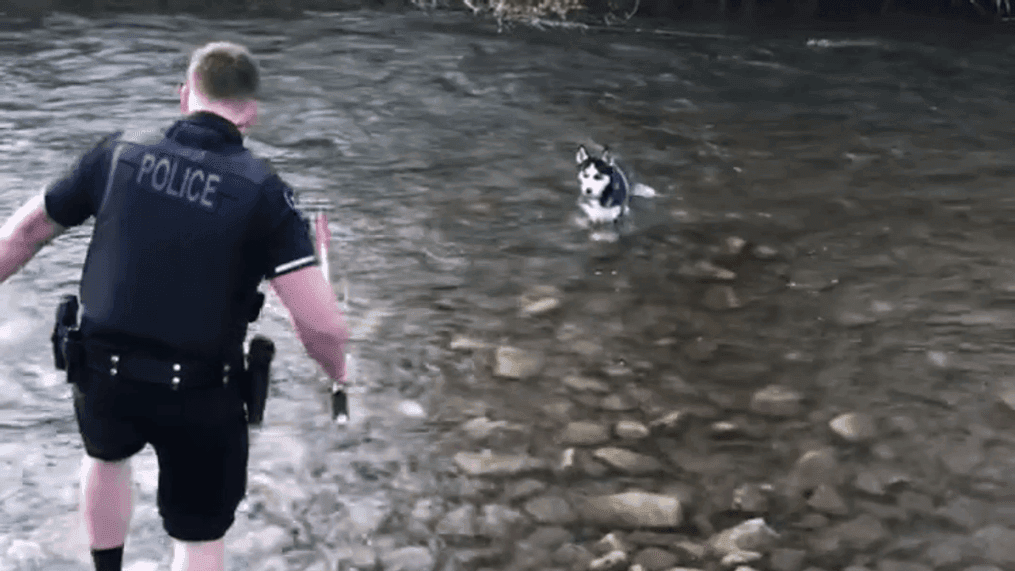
left=44, top=132, right=121, bottom=228
left=261, top=175, right=318, bottom=279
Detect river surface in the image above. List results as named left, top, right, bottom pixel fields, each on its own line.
left=0, top=9, right=1014, bottom=571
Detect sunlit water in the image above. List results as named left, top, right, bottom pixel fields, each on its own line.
left=0, top=9, right=1012, bottom=570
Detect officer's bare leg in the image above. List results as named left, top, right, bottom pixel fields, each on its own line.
left=171, top=538, right=225, bottom=571
left=80, top=454, right=135, bottom=549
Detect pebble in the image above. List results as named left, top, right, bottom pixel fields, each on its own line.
left=614, top=420, right=650, bottom=440
left=523, top=495, right=577, bottom=525
left=632, top=546, right=679, bottom=571
left=493, top=346, right=544, bottom=379
left=588, top=549, right=627, bottom=571
left=436, top=504, right=477, bottom=537
left=649, top=410, right=688, bottom=435
left=732, top=483, right=770, bottom=513
left=557, top=421, right=611, bottom=446
left=789, top=448, right=844, bottom=492
left=593, top=447, right=664, bottom=474
left=829, top=412, right=878, bottom=443
left=453, top=451, right=547, bottom=477
left=750, top=385, right=804, bottom=417
left=703, top=285, right=741, bottom=310
left=807, top=484, right=849, bottom=515
left=381, top=546, right=435, bottom=571
left=579, top=492, right=683, bottom=528
left=563, top=375, right=611, bottom=393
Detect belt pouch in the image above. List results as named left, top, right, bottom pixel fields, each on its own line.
left=244, top=335, right=275, bottom=426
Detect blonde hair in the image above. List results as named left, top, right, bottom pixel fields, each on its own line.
left=187, top=41, right=259, bottom=102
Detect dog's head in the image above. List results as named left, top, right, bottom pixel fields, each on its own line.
left=576, top=145, right=614, bottom=201
left=576, top=145, right=628, bottom=209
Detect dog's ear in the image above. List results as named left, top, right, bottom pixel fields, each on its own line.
left=602, top=146, right=615, bottom=165
left=576, top=145, right=589, bottom=164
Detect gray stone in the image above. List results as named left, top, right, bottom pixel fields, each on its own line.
left=523, top=495, right=577, bottom=525
left=875, top=561, right=932, bottom=571
left=557, top=422, right=611, bottom=446
left=807, top=484, right=849, bottom=516
left=974, top=525, right=1015, bottom=565
left=600, top=394, right=637, bottom=411
left=525, top=526, right=572, bottom=550
left=453, top=451, right=546, bottom=477
left=450, top=335, right=493, bottom=351
left=477, top=504, right=528, bottom=538
left=788, top=448, right=843, bottom=492
left=551, top=543, right=593, bottom=567
left=435, top=505, right=477, bottom=537
left=833, top=514, right=889, bottom=550
left=684, top=338, right=718, bottom=361
left=563, top=375, right=610, bottom=393
left=329, top=545, right=378, bottom=570
left=732, top=483, right=770, bottom=513
left=588, top=550, right=627, bottom=571
left=592, top=447, right=664, bottom=475
left=632, top=547, right=678, bottom=571
left=504, top=479, right=546, bottom=501
left=381, top=547, right=435, bottom=571
left=615, top=420, right=650, bottom=440
left=709, top=518, right=779, bottom=558
left=937, top=496, right=987, bottom=530
left=925, top=535, right=969, bottom=567
left=579, top=492, right=683, bottom=528
left=494, top=346, right=544, bottom=379
left=703, top=285, right=741, bottom=311
left=680, top=260, right=736, bottom=281
left=769, top=548, right=807, bottom=571
left=829, top=412, right=877, bottom=443
left=750, top=385, right=803, bottom=417
left=649, top=410, right=688, bottom=435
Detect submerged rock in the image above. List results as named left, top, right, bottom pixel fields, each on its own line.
left=579, top=492, right=683, bottom=528
left=494, top=346, right=544, bottom=379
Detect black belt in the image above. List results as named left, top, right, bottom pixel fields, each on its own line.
left=83, top=342, right=242, bottom=390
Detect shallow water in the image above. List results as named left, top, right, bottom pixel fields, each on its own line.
left=0, top=9, right=1013, bottom=571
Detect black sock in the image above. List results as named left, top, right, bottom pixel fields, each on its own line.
left=91, top=545, right=123, bottom=571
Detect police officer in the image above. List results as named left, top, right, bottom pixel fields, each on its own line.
left=0, top=41, right=349, bottom=571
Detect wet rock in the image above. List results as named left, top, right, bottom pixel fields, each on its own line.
left=684, top=338, right=718, bottom=362
left=494, top=346, right=544, bottom=379
left=937, top=496, right=987, bottom=530
left=453, top=451, right=547, bottom=477
left=829, top=413, right=877, bottom=443
left=505, top=479, right=547, bottom=502
left=795, top=513, right=829, bottom=529
left=769, top=548, right=807, bottom=571
left=592, top=447, right=664, bottom=475
left=253, top=556, right=287, bottom=571
left=632, top=547, right=679, bottom=571
left=938, top=438, right=984, bottom=476
left=506, top=543, right=553, bottom=571
left=680, top=260, right=736, bottom=281
left=703, top=285, right=742, bottom=311
left=477, top=504, right=528, bottom=538
left=788, top=448, right=843, bottom=492
left=460, top=417, right=526, bottom=441
left=557, top=421, right=610, bottom=446
left=752, top=244, right=779, bottom=260
left=525, top=526, right=572, bottom=550
left=592, top=532, right=629, bottom=555
left=563, top=375, right=611, bottom=393
left=435, top=505, right=477, bottom=538
left=450, top=335, right=493, bottom=351
left=519, top=285, right=562, bottom=317
left=579, top=492, right=683, bottom=528
left=615, top=420, right=650, bottom=441
left=807, top=484, right=849, bottom=516
left=408, top=498, right=442, bottom=538
left=709, top=518, right=779, bottom=565
left=588, top=550, right=627, bottom=571
left=853, top=468, right=910, bottom=497
left=750, top=385, right=803, bottom=417
left=732, top=483, right=770, bottom=514
left=721, top=236, right=748, bottom=257
left=600, top=394, right=637, bottom=411
left=381, top=546, right=435, bottom=571
left=523, top=495, right=577, bottom=525
left=626, top=531, right=686, bottom=548
left=650, top=410, right=688, bottom=436
left=541, top=399, right=575, bottom=423
left=234, top=525, right=291, bottom=554
left=925, top=534, right=969, bottom=567
left=551, top=543, right=594, bottom=568
left=832, top=514, right=889, bottom=550
left=974, top=525, right=1015, bottom=565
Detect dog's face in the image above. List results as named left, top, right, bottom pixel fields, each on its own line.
left=576, top=145, right=613, bottom=201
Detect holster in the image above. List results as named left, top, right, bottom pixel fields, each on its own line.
left=51, top=294, right=84, bottom=385
left=243, top=335, right=275, bottom=426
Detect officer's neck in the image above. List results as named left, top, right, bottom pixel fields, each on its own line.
left=184, top=95, right=257, bottom=134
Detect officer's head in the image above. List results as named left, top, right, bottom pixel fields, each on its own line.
left=180, top=42, right=259, bottom=133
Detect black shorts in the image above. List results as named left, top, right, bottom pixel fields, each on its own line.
left=73, top=362, right=249, bottom=542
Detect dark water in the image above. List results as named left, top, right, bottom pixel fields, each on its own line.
left=0, top=9, right=1014, bottom=570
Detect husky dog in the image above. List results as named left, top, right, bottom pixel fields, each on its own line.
left=575, top=145, right=656, bottom=225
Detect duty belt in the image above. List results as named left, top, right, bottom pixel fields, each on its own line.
left=83, top=342, right=241, bottom=390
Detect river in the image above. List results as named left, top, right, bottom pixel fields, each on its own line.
left=0, top=9, right=1013, bottom=571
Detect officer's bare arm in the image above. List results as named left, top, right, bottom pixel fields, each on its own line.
left=270, top=265, right=350, bottom=384
left=0, top=193, right=66, bottom=283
